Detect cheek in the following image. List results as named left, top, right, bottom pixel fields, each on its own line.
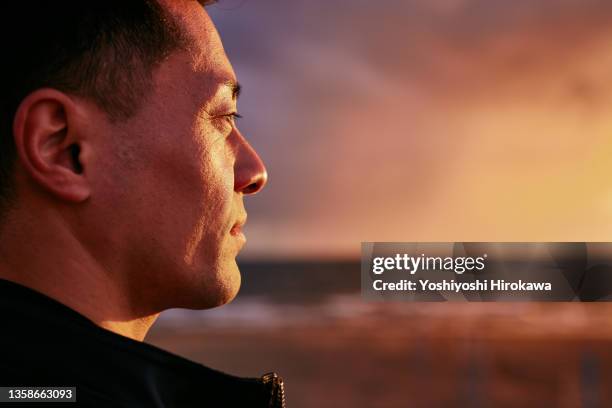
left=183, top=139, right=235, bottom=263
left=201, top=143, right=235, bottom=233
left=206, top=141, right=235, bottom=204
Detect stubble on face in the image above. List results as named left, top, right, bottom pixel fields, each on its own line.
left=101, top=1, right=245, bottom=311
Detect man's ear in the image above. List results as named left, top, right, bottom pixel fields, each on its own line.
left=13, top=89, right=91, bottom=202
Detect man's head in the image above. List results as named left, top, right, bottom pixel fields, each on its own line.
left=0, top=0, right=267, bottom=313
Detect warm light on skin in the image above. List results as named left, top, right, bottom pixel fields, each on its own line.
left=0, top=1, right=267, bottom=341
left=184, top=80, right=243, bottom=266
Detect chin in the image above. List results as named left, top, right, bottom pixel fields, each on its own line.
left=213, top=271, right=241, bottom=307
left=220, top=259, right=242, bottom=303
left=190, top=258, right=242, bottom=309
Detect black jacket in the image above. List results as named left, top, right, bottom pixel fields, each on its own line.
left=0, top=278, right=286, bottom=407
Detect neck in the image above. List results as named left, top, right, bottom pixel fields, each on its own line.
left=0, top=207, right=159, bottom=342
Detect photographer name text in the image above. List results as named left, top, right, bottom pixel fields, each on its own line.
left=373, top=279, right=552, bottom=292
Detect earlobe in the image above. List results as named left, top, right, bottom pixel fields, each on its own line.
left=13, top=89, right=91, bottom=203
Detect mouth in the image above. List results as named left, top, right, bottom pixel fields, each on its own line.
left=230, top=223, right=243, bottom=236
left=230, top=215, right=247, bottom=241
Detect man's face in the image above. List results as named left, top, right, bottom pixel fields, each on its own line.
left=86, top=1, right=267, bottom=311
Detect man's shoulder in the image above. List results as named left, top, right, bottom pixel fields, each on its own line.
left=0, top=279, right=284, bottom=408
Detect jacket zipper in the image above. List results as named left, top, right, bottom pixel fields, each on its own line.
left=261, top=372, right=286, bottom=408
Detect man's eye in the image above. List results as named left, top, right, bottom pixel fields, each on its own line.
left=223, top=112, right=242, bottom=126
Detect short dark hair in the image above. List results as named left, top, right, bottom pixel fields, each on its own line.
left=0, top=0, right=190, bottom=212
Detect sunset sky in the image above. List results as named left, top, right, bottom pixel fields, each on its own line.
left=208, top=0, right=612, bottom=259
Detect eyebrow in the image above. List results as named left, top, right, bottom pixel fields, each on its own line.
left=227, top=80, right=242, bottom=100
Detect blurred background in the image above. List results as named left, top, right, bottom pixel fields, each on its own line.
left=147, top=1, right=612, bottom=406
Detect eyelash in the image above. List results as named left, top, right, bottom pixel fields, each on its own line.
left=223, top=112, right=242, bottom=125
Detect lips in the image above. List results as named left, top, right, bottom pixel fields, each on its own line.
left=230, top=215, right=247, bottom=237
left=230, top=223, right=243, bottom=236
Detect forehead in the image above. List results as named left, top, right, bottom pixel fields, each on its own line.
left=160, top=0, right=236, bottom=80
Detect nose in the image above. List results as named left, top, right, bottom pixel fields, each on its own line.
left=233, top=133, right=268, bottom=195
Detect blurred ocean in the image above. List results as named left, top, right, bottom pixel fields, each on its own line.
left=155, top=260, right=361, bottom=328
left=147, top=261, right=612, bottom=408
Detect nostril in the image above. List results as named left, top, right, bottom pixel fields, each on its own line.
left=243, top=181, right=260, bottom=195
